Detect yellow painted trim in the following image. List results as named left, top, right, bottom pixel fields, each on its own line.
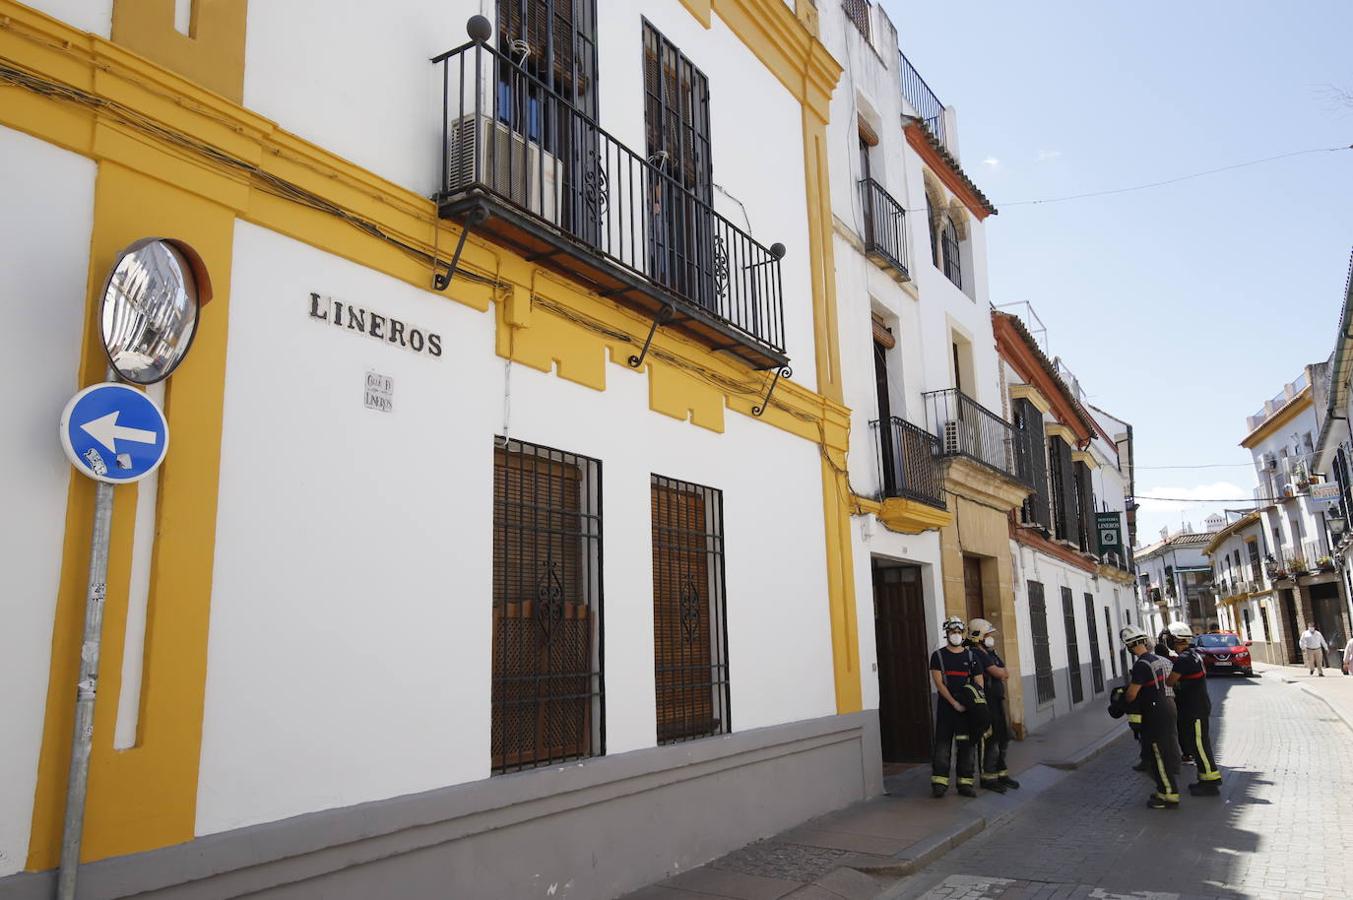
left=27, top=163, right=234, bottom=868
left=1240, top=387, right=1313, bottom=449
left=111, top=0, right=247, bottom=103
left=1009, top=383, right=1051, bottom=415
left=876, top=497, right=954, bottom=534
left=1071, top=450, right=1099, bottom=470
left=680, top=0, right=713, bottom=28
left=1045, top=423, right=1076, bottom=445
left=4, top=0, right=867, bottom=861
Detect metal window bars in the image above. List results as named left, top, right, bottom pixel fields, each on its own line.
left=858, top=178, right=910, bottom=280
left=870, top=416, right=945, bottom=509
left=922, top=388, right=1030, bottom=485
left=842, top=0, right=871, bottom=41
left=491, top=437, right=604, bottom=775
left=432, top=34, right=786, bottom=366
left=651, top=475, right=730, bottom=745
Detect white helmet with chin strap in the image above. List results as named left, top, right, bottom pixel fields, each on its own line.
left=1167, top=621, right=1195, bottom=643
left=1119, top=625, right=1151, bottom=649
left=942, top=615, right=966, bottom=635
left=968, top=618, right=996, bottom=641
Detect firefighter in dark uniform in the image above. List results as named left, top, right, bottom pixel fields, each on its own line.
left=1166, top=622, right=1223, bottom=795
left=1121, top=624, right=1182, bottom=809
left=929, top=616, right=985, bottom=798
left=969, top=618, right=1020, bottom=792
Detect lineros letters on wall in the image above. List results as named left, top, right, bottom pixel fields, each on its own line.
left=309, top=293, right=442, bottom=358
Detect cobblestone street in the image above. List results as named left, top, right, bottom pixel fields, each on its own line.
left=886, top=672, right=1353, bottom=900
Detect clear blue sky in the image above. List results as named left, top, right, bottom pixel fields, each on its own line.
left=882, top=0, right=1353, bottom=544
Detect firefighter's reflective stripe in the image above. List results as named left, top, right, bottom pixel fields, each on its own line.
left=1195, top=720, right=1222, bottom=782
left=1151, top=745, right=1180, bottom=802
left=957, top=777, right=975, bottom=786
left=1127, top=713, right=1142, bottom=724
left=931, top=775, right=950, bottom=785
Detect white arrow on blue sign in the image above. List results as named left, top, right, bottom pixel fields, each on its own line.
left=59, top=383, right=170, bottom=484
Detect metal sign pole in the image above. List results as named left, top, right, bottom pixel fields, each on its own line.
left=56, top=375, right=117, bottom=900
left=56, top=478, right=113, bottom=900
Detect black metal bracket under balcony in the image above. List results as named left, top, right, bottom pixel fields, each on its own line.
left=431, top=23, right=788, bottom=371
left=858, top=178, right=910, bottom=281
left=871, top=416, right=945, bottom=509
left=923, top=388, right=1031, bottom=486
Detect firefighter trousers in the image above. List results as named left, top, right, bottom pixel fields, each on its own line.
left=980, top=697, right=1010, bottom=781
left=1178, top=711, right=1221, bottom=783
left=931, top=702, right=976, bottom=788
left=1142, top=703, right=1181, bottom=802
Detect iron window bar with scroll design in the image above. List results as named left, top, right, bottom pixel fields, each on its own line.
left=492, top=437, right=604, bottom=775
left=651, top=475, right=730, bottom=745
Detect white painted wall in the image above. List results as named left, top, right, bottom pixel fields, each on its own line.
left=0, top=125, right=95, bottom=877
left=242, top=0, right=817, bottom=387
left=196, top=221, right=835, bottom=835
left=21, top=0, right=112, bottom=37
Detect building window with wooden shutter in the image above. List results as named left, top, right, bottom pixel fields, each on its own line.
left=651, top=475, right=730, bottom=745
left=1062, top=587, right=1084, bottom=704
left=1014, top=399, right=1051, bottom=531
left=1029, top=580, right=1055, bottom=704
left=1084, top=594, right=1104, bottom=694
left=492, top=438, right=604, bottom=775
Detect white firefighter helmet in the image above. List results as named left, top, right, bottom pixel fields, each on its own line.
left=942, top=615, right=966, bottom=635
left=1119, top=625, right=1151, bottom=649
left=1167, top=621, right=1195, bottom=642
left=968, top=617, right=996, bottom=640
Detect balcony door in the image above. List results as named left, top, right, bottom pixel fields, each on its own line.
left=495, top=0, right=602, bottom=246
left=643, top=22, right=717, bottom=311
left=875, top=338, right=897, bottom=495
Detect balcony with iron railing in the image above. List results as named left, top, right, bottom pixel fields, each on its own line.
left=431, top=24, right=788, bottom=372
left=858, top=178, right=909, bottom=280
left=899, top=51, right=946, bottom=150
left=922, top=389, right=1029, bottom=484
left=870, top=416, right=945, bottom=509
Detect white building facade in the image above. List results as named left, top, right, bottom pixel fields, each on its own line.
left=0, top=2, right=879, bottom=897
left=1134, top=531, right=1217, bottom=636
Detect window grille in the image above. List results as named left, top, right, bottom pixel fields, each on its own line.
left=1062, top=587, right=1084, bottom=703
left=843, top=0, right=871, bottom=41
left=1029, top=581, right=1055, bottom=704
left=1085, top=594, right=1105, bottom=694
left=651, top=475, right=731, bottom=744
left=1104, top=604, right=1117, bottom=679
left=940, top=217, right=962, bottom=288
left=491, top=437, right=604, bottom=774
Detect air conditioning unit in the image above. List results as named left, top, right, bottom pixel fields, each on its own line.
left=446, top=114, right=562, bottom=221
left=1261, top=452, right=1277, bottom=470
left=942, top=419, right=975, bottom=457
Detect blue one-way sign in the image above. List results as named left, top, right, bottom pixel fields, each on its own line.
left=59, top=383, right=170, bottom=484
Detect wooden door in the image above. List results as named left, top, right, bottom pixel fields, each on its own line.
left=874, top=564, right=931, bottom=763
left=963, top=556, right=985, bottom=624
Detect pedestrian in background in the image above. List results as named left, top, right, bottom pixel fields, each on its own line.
left=1342, top=635, right=1353, bottom=676
left=1300, top=623, right=1329, bottom=676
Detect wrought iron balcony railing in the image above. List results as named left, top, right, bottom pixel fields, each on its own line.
left=431, top=31, right=787, bottom=371
left=922, top=388, right=1029, bottom=484
left=899, top=51, right=946, bottom=149
left=859, top=178, right=909, bottom=280
left=870, top=416, right=945, bottom=509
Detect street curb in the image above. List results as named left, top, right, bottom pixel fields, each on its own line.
left=1269, top=671, right=1353, bottom=735
left=1043, top=725, right=1128, bottom=771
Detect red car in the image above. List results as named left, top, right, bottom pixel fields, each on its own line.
left=1194, top=632, right=1254, bottom=676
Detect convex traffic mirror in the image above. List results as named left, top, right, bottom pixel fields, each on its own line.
left=99, top=238, right=212, bottom=385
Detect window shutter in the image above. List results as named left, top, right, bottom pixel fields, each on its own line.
left=1074, top=460, right=1095, bottom=552
left=1054, top=438, right=1076, bottom=542
left=1018, top=400, right=1051, bottom=530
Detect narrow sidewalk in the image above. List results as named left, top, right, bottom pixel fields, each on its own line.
left=622, top=696, right=1129, bottom=900
left=1254, top=659, right=1353, bottom=733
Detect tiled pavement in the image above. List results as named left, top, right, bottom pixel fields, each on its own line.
left=883, top=673, right=1353, bottom=900
left=622, top=694, right=1130, bottom=900
left=625, top=670, right=1353, bottom=900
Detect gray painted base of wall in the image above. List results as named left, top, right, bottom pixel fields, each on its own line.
left=1, top=711, right=882, bottom=900
left=1020, top=663, right=1119, bottom=734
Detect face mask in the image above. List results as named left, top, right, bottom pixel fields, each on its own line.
left=983, top=636, right=996, bottom=649
left=947, top=633, right=964, bottom=647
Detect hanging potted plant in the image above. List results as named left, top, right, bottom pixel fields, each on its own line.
left=1317, top=555, right=1336, bottom=573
